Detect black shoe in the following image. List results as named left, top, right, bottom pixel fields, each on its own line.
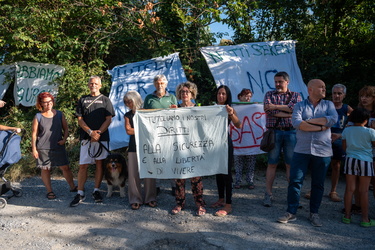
left=92, top=191, right=103, bottom=203
left=70, top=194, right=85, bottom=207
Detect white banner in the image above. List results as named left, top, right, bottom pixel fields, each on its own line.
left=14, top=61, right=65, bottom=106
left=0, top=65, right=14, bottom=100
left=107, top=53, right=187, bottom=150
left=230, top=104, right=267, bottom=155
left=200, top=40, right=308, bottom=102
left=134, top=106, right=228, bottom=179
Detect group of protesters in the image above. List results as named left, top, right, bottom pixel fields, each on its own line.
left=1, top=71, right=374, bottom=227
left=259, top=72, right=375, bottom=227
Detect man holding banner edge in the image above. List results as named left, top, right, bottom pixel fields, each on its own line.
left=143, top=74, right=178, bottom=200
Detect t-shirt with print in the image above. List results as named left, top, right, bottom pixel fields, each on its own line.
left=76, top=94, right=115, bottom=141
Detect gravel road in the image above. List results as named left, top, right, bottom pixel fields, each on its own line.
left=0, top=168, right=374, bottom=249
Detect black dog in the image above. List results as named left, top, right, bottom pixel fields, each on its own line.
left=103, top=154, right=128, bottom=197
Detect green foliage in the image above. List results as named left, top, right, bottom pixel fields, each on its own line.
left=1, top=0, right=374, bottom=180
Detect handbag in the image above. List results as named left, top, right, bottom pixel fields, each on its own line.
left=260, top=129, right=275, bottom=152
left=260, top=118, right=280, bottom=152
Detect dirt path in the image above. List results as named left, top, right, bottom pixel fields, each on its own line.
left=1, top=169, right=374, bottom=249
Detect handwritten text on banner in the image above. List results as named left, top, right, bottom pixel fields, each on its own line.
left=200, top=40, right=308, bottom=102
left=134, top=106, right=228, bottom=179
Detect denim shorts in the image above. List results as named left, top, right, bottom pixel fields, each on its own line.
left=332, top=138, right=345, bottom=160
left=267, top=129, right=296, bottom=165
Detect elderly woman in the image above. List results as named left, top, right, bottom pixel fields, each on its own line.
left=31, top=92, right=76, bottom=200
left=170, top=82, right=206, bottom=216
left=124, top=90, right=157, bottom=210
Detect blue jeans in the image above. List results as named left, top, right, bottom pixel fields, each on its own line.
left=267, top=129, right=296, bottom=165
left=287, top=152, right=331, bottom=214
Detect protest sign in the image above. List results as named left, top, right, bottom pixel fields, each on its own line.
left=230, top=104, right=267, bottom=155
left=0, top=65, right=14, bottom=99
left=200, top=40, right=308, bottom=102
left=107, top=53, right=187, bottom=150
left=14, top=61, right=65, bottom=106
left=134, top=106, right=228, bottom=179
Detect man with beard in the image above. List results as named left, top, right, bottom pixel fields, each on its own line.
left=263, top=71, right=302, bottom=207
left=143, top=74, right=178, bottom=199
left=277, top=79, right=338, bottom=227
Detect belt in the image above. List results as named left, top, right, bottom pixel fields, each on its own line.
left=274, top=127, right=295, bottom=131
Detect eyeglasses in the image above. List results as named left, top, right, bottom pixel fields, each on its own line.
left=124, top=100, right=132, bottom=104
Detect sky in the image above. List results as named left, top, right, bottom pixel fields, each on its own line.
left=209, top=21, right=235, bottom=45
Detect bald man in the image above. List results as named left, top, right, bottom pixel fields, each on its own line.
left=277, top=79, right=338, bottom=227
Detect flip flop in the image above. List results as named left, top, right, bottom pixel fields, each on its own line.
left=46, top=192, right=56, bottom=200
left=171, top=205, right=182, bottom=215
left=214, top=209, right=232, bottom=217
left=147, top=201, right=157, bottom=208
left=196, top=206, right=206, bottom=216
left=131, top=203, right=140, bottom=210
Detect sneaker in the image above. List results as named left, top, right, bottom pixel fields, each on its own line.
left=70, top=194, right=85, bottom=207
left=277, top=212, right=297, bottom=223
left=92, top=191, right=103, bottom=203
left=263, top=192, right=272, bottom=207
left=309, top=213, right=322, bottom=227
left=360, top=219, right=375, bottom=227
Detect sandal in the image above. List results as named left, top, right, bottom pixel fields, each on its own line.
left=342, top=216, right=351, bottom=224
left=214, top=209, right=232, bottom=217
left=46, top=192, right=56, bottom=200
left=329, top=192, right=342, bottom=202
left=360, top=219, right=375, bottom=227
left=210, top=201, right=225, bottom=208
left=147, top=201, right=157, bottom=208
left=131, top=203, right=140, bottom=210
left=171, top=205, right=182, bottom=215
left=196, top=206, right=206, bottom=216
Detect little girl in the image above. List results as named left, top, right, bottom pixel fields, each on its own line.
left=342, top=108, right=375, bottom=227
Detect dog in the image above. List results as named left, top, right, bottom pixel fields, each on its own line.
left=103, top=154, right=128, bottom=198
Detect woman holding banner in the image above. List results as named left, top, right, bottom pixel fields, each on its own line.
left=170, top=82, right=206, bottom=216
left=211, top=85, right=242, bottom=217
left=124, top=90, right=157, bottom=210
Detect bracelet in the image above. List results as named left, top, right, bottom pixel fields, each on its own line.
left=320, top=125, right=323, bottom=131
left=87, top=129, right=92, bottom=136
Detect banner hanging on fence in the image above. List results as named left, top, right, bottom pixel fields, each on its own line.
left=0, top=65, right=14, bottom=100
left=200, top=40, right=308, bottom=102
left=14, top=61, right=65, bottom=106
left=230, top=104, right=267, bottom=155
left=107, top=53, right=187, bottom=150
left=134, top=106, right=228, bottom=179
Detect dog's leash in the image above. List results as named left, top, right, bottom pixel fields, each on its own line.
left=88, top=140, right=111, bottom=158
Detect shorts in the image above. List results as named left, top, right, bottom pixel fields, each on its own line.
left=344, top=157, right=374, bottom=177
left=331, top=138, right=345, bottom=160
left=79, top=140, right=109, bottom=165
left=37, top=148, right=69, bottom=170
left=267, top=129, right=296, bottom=165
